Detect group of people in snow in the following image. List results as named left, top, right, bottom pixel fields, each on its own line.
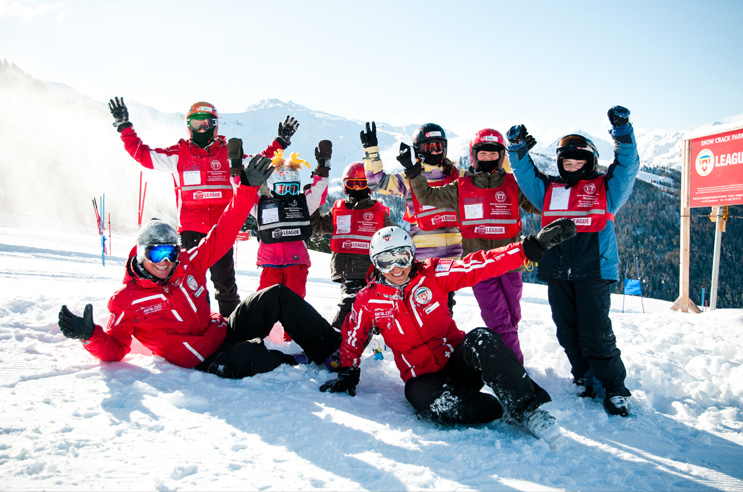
left=58, top=98, right=640, bottom=447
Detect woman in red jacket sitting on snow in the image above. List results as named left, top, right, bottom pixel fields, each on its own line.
left=320, top=220, right=576, bottom=446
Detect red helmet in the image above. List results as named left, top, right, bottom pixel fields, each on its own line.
left=470, top=128, right=506, bottom=172
left=186, top=101, right=219, bottom=139
left=342, top=162, right=368, bottom=193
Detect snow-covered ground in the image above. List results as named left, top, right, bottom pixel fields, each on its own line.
left=1, top=215, right=742, bottom=491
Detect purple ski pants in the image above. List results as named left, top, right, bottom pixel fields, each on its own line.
left=471, top=271, right=524, bottom=364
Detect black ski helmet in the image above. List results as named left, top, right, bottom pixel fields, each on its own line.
left=413, top=123, right=447, bottom=165
left=556, top=134, right=599, bottom=183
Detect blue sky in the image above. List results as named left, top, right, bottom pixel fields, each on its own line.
left=1, top=0, right=741, bottom=141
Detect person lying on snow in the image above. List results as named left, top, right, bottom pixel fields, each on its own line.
left=58, top=156, right=341, bottom=379
left=320, top=220, right=576, bottom=447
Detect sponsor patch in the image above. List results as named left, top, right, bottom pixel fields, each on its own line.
left=272, top=228, right=301, bottom=238
left=210, top=160, right=221, bottom=171
left=583, top=183, right=597, bottom=194
left=435, top=259, right=454, bottom=272
left=573, top=217, right=592, bottom=226
left=187, top=275, right=198, bottom=291
left=194, top=191, right=223, bottom=200
left=423, top=301, right=440, bottom=314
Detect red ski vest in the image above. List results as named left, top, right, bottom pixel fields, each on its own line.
left=457, top=174, right=522, bottom=239
left=542, top=177, right=614, bottom=232
left=407, top=173, right=460, bottom=230
left=329, top=200, right=388, bottom=254
left=176, top=139, right=233, bottom=208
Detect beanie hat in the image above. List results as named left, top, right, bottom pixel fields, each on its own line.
left=136, top=219, right=180, bottom=263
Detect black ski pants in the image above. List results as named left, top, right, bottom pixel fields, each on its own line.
left=404, top=328, right=551, bottom=425
left=547, top=278, right=630, bottom=398
left=181, top=230, right=240, bottom=318
left=332, top=278, right=367, bottom=329
left=195, top=284, right=342, bottom=379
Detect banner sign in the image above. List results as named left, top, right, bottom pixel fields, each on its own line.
left=689, top=127, right=743, bottom=207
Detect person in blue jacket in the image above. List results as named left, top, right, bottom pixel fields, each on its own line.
left=505, top=106, right=639, bottom=417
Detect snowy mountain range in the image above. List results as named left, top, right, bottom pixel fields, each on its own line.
left=1, top=59, right=741, bottom=231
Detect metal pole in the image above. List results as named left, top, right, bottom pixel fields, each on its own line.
left=709, top=207, right=723, bottom=310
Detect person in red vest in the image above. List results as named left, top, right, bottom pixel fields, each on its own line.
left=320, top=221, right=577, bottom=447
left=311, top=161, right=392, bottom=329
left=108, top=97, right=298, bottom=318
left=404, top=129, right=539, bottom=364
left=506, top=106, right=640, bottom=417
left=58, top=156, right=342, bottom=379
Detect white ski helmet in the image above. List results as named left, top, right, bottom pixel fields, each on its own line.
left=369, top=226, right=415, bottom=262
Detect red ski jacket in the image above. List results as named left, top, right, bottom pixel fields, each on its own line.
left=119, top=126, right=283, bottom=234
left=340, top=243, right=529, bottom=382
left=82, top=182, right=259, bottom=368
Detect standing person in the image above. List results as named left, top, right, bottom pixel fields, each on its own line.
left=506, top=106, right=639, bottom=417
left=58, top=156, right=341, bottom=379
left=320, top=221, right=576, bottom=447
left=251, top=140, right=331, bottom=300
left=108, top=97, right=298, bottom=318
left=403, top=129, right=539, bottom=364
left=361, top=122, right=465, bottom=312
left=310, top=161, right=392, bottom=329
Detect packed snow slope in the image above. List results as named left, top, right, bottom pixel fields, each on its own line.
left=1, top=216, right=742, bottom=491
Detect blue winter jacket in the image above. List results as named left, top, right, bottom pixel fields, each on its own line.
left=508, top=126, right=640, bottom=282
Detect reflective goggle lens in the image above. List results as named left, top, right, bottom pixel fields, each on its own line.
left=421, top=141, right=444, bottom=153
left=146, top=244, right=180, bottom=263
left=274, top=182, right=300, bottom=196
left=344, top=178, right=368, bottom=190
left=188, top=117, right=217, bottom=132
left=373, top=247, right=413, bottom=273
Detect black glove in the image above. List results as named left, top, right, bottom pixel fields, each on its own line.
left=506, top=124, right=537, bottom=151
left=108, top=97, right=132, bottom=132
left=608, top=106, right=631, bottom=127
left=319, top=366, right=360, bottom=396
left=58, top=304, right=95, bottom=341
left=397, top=142, right=421, bottom=179
left=241, top=155, right=274, bottom=187
left=228, top=138, right=244, bottom=177
left=521, top=218, right=577, bottom=262
left=360, top=121, right=378, bottom=148
left=314, top=140, right=332, bottom=176
left=276, top=116, right=299, bottom=148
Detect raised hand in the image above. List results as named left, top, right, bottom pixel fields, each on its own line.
left=228, top=138, right=244, bottom=176
left=108, top=97, right=131, bottom=131
left=277, top=116, right=300, bottom=147
left=397, top=142, right=421, bottom=179
left=360, top=121, right=378, bottom=148
left=608, top=106, right=631, bottom=127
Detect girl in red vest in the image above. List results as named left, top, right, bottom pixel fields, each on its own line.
left=405, top=129, right=539, bottom=364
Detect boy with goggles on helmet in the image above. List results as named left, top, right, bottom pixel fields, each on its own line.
left=58, top=156, right=343, bottom=380
left=311, top=161, right=392, bottom=329
left=108, top=96, right=299, bottom=319
left=321, top=220, right=577, bottom=448
left=506, top=106, right=640, bottom=417
left=403, top=128, right=540, bottom=364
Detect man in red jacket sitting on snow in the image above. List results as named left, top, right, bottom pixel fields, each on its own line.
left=58, top=155, right=341, bottom=379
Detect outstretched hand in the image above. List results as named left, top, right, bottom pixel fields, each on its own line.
left=242, top=155, right=274, bottom=187
left=521, top=218, right=577, bottom=262
left=506, top=124, right=537, bottom=151
left=607, top=106, right=631, bottom=127
left=58, top=304, right=95, bottom=341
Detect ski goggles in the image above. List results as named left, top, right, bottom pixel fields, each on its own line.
left=145, top=244, right=181, bottom=263
left=274, top=182, right=300, bottom=196
left=420, top=141, right=445, bottom=153
left=372, top=246, right=414, bottom=273
left=344, top=178, right=368, bottom=191
left=187, top=116, right=218, bottom=132
left=556, top=135, right=597, bottom=156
